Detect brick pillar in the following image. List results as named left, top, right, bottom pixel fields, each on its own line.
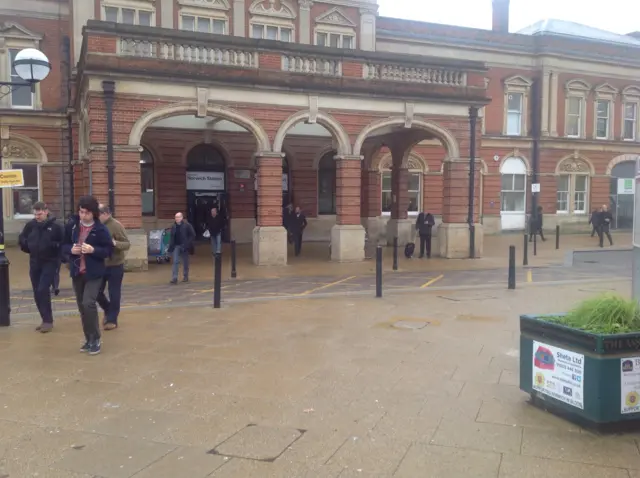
left=331, top=155, right=365, bottom=261
left=439, top=159, right=483, bottom=258
left=253, top=153, right=286, bottom=265
left=391, top=167, right=409, bottom=220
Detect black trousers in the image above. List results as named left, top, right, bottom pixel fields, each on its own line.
left=419, top=234, right=432, bottom=258
left=72, top=275, right=103, bottom=344
left=598, top=225, right=613, bottom=247
left=292, top=232, right=303, bottom=256
left=591, top=226, right=597, bottom=237
left=29, top=260, right=57, bottom=324
left=529, top=228, right=545, bottom=242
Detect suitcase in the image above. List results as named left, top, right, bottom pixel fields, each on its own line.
left=404, top=242, right=415, bottom=258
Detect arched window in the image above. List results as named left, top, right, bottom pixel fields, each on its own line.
left=556, top=156, right=591, bottom=214
left=380, top=154, right=424, bottom=215
left=1, top=136, right=45, bottom=219
left=499, top=157, right=527, bottom=230
left=140, top=147, right=154, bottom=216
left=318, top=151, right=336, bottom=215
left=187, top=143, right=226, bottom=171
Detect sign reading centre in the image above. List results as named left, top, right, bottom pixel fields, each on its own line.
left=0, top=169, right=24, bottom=188
left=186, top=171, right=224, bottom=191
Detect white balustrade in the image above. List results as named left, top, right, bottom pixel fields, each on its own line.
left=363, top=63, right=467, bottom=86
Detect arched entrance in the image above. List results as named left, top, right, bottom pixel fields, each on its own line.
left=500, top=157, right=527, bottom=230
left=318, top=151, right=336, bottom=215
left=185, top=143, right=229, bottom=240
left=610, top=160, right=637, bottom=229
left=282, top=154, right=291, bottom=208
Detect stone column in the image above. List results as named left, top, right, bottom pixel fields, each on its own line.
left=438, top=159, right=483, bottom=258
left=253, top=153, right=287, bottom=265
left=233, top=0, right=245, bottom=36
left=549, top=71, right=559, bottom=137
left=361, top=169, right=383, bottom=242
left=386, top=157, right=413, bottom=245
left=298, top=0, right=312, bottom=44
left=541, top=69, right=550, bottom=136
left=359, top=7, right=377, bottom=51
left=331, top=155, right=365, bottom=261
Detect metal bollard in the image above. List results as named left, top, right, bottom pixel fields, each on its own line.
left=392, top=237, right=398, bottom=271
left=555, top=225, right=560, bottom=250
left=508, top=245, right=516, bottom=290
left=376, top=245, right=383, bottom=298
left=523, top=234, right=528, bottom=266
left=213, top=252, right=222, bottom=308
left=533, top=231, right=537, bottom=256
left=230, top=240, right=237, bottom=279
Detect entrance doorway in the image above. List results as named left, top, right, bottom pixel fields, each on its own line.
left=610, top=160, right=636, bottom=229
left=500, top=157, right=527, bottom=230
left=185, top=144, right=229, bottom=241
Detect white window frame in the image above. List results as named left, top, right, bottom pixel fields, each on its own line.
left=622, top=86, right=640, bottom=142
left=499, top=157, right=527, bottom=214
left=505, top=92, right=523, bottom=136
left=623, top=102, right=638, bottom=141
left=502, top=76, right=532, bottom=137
left=380, top=169, right=422, bottom=217
left=179, top=4, right=229, bottom=35
left=314, top=25, right=356, bottom=49
left=180, top=14, right=227, bottom=34
left=6, top=161, right=41, bottom=219
left=556, top=174, right=590, bottom=215
left=0, top=24, right=43, bottom=110
left=8, top=48, right=34, bottom=110
left=564, top=80, right=590, bottom=139
left=595, top=99, right=611, bottom=140
left=250, top=21, right=294, bottom=41
left=593, top=83, right=617, bottom=140
left=102, top=0, right=156, bottom=26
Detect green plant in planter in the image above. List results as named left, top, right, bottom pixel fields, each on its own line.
left=544, top=294, right=640, bottom=334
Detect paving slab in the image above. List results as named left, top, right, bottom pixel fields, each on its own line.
left=498, top=453, right=631, bottom=478
left=130, top=446, right=228, bottom=478
left=212, top=424, right=304, bottom=461
left=394, top=443, right=501, bottom=478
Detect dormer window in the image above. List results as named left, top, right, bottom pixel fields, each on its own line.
left=249, top=0, right=296, bottom=42
left=178, top=0, right=230, bottom=35
left=314, top=7, right=356, bottom=49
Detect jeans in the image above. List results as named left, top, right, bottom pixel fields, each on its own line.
left=29, top=260, right=57, bottom=324
left=171, top=245, right=189, bottom=281
left=292, top=232, right=303, bottom=256
left=210, top=233, right=222, bottom=254
left=97, top=264, right=124, bottom=325
left=419, top=234, right=432, bottom=258
left=72, top=275, right=102, bottom=344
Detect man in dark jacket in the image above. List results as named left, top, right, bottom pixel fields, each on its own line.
left=589, top=209, right=600, bottom=237
left=289, top=206, right=307, bottom=257
left=61, top=196, right=114, bottom=355
left=598, top=204, right=614, bottom=247
left=168, top=212, right=196, bottom=284
left=283, top=203, right=293, bottom=244
left=529, top=206, right=546, bottom=242
left=18, top=202, right=64, bottom=333
left=415, top=211, right=435, bottom=258
left=206, top=207, right=225, bottom=255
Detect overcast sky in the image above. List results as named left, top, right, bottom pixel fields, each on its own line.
left=377, top=0, right=639, bottom=35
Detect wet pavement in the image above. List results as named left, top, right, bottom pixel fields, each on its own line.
left=8, top=259, right=627, bottom=321
left=0, top=281, right=637, bottom=477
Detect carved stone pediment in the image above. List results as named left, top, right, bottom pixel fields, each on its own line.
left=178, top=0, right=230, bottom=10
left=249, top=0, right=296, bottom=19
left=559, top=158, right=589, bottom=173
left=315, top=7, right=356, bottom=27
left=3, top=141, right=38, bottom=159
left=0, top=22, right=43, bottom=41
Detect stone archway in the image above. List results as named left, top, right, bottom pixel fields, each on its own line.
left=273, top=110, right=351, bottom=157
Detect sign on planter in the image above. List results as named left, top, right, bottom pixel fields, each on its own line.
left=621, top=358, right=640, bottom=414
left=532, top=341, right=584, bottom=409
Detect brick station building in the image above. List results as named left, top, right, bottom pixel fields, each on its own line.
left=1, top=0, right=640, bottom=269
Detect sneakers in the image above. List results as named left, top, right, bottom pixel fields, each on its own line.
left=80, top=342, right=91, bottom=353
left=104, top=322, right=117, bottom=331
left=36, top=323, right=53, bottom=333
left=170, top=279, right=177, bottom=285
left=89, top=341, right=101, bottom=355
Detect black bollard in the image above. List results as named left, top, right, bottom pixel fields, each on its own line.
left=533, top=231, right=537, bottom=256
left=213, top=252, right=222, bottom=308
left=523, top=234, right=528, bottom=266
left=508, top=245, right=516, bottom=290
left=376, top=245, right=383, bottom=298
left=230, top=240, right=237, bottom=279
left=392, top=237, right=398, bottom=271
left=555, top=225, right=560, bottom=250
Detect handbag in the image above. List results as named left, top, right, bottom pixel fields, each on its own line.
left=203, top=229, right=211, bottom=239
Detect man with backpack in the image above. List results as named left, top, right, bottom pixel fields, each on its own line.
left=415, top=211, right=435, bottom=258
left=18, top=202, right=64, bottom=333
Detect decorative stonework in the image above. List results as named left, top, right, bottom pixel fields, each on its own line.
left=2, top=141, right=38, bottom=159
left=249, top=0, right=296, bottom=19
left=298, top=0, right=313, bottom=9
left=315, top=7, right=356, bottom=27
left=178, top=0, right=230, bottom=9
left=595, top=82, right=618, bottom=97
left=559, top=158, right=589, bottom=173
left=565, top=79, right=591, bottom=92
left=0, top=21, right=43, bottom=42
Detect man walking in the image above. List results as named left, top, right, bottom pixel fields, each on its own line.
left=598, top=204, right=614, bottom=247
left=283, top=202, right=293, bottom=244
left=289, top=206, right=307, bottom=257
left=529, top=206, right=546, bottom=242
left=168, top=212, right=195, bottom=284
left=97, top=204, right=130, bottom=330
left=18, top=202, right=64, bottom=333
left=206, top=207, right=225, bottom=255
left=415, top=211, right=435, bottom=258
left=62, top=196, right=113, bottom=355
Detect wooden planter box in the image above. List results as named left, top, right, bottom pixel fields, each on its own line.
left=520, top=314, right=640, bottom=430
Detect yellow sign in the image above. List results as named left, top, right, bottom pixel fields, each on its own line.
left=0, top=169, right=24, bottom=188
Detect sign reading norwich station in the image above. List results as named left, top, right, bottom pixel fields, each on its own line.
left=0, top=169, right=24, bottom=188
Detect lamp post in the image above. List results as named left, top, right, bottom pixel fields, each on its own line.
left=0, top=48, right=51, bottom=327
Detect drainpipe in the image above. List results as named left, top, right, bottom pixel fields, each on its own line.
left=531, top=78, right=541, bottom=229
left=102, top=80, right=116, bottom=214
left=63, top=36, right=74, bottom=217
left=468, top=106, right=479, bottom=259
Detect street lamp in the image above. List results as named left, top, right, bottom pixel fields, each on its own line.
left=0, top=48, right=51, bottom=327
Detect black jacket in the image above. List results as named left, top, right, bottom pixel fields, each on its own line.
left=416, top=212, right=435, bottom=235
left=168, top=221, right=196, bottom=253
left=599, top=211, right=613, bottom=229
left=289, top=213, right=307, bottom=233
left=206, top=214, right=225, bottom=236
left=18, top=216, right=64, bottom=263
left=61, top=215, right=114, bottom=280
left=589, top=211, right=600, bottom=227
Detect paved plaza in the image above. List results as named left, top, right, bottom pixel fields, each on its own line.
left=0, top=279, right=637, bottom=477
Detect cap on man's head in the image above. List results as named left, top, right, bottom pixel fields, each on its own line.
left=33, top=201, right=48, bottom=211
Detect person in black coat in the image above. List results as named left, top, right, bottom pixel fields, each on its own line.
left=283, top=202, right=293, bottom=244
left=415, top=211, right=435, bottom=258
left=589, top=209, right=600, bottom=237
left=289, top=206, right=307, bottom=257
left=206, top=207, right=225, bottom=255
left=18, top=202, right=64, bottom=333
left=597, top=204, right=614, bottom=247
left=168, top=212, right=196, bottom=283
left=529, top=206, right=546, bottom=242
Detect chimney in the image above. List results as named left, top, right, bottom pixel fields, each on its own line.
left=492, top=0, right=510, bottom=33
